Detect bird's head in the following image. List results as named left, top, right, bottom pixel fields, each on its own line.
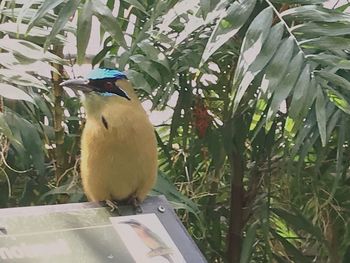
left=60, top=68, right=131, bottom=101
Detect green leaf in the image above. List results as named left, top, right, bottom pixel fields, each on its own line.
left=201, top=0, right=256, bottom=65
left=336, top=2, right=350, bottom=12
left=308, top=54, right=350, bottom=69
left=263, top=37, right=295, bottom=96
left=137, top=41, right=170, bottom=71
left=0, top=22, right=67, bottom=43
left=232, top=22, right=284, bottom=114
left=92, top=45, right=112, bottom=67
left=4, top=110, right=45, bottom=175
left=126, top=69, right=152, bottom=93
left=247, top=22, right=285, bottom=75
left=4, top=7, right=55, bottom=27
left=301, top=36, right=350, bottom=50
left=45, top=0, right=81, bottom=49
left=77, top=0, right=93, bottom=64
left=272, top=230, right=311, bottom=263
left=267, top=52, right=304, bottom=122
left=315, top=88, right=327, bottom=146
left=272, top=0, right=324, bottom=3
left=122, top=0, right=148, bottom=14
left=233, top=7, right=273, bottom=88
left=174, top=15, right=204, bottom=46
left=92, top=0, right=127, bottom=49
left=0, top=83, right=34, bottom=104
left=289, top=65, right=311, bottom=118
left=293, top=22, right=350, bottom=37
left=138, top=61, right=162, bottom=83
left=152, top=171, right=201, bottom=218
left=324, top=85, right=350, bottom=114
left=316, top=71, right=350, bottom=92
left=240, top=222, right=258, bottom=263
left=281, top=5, right=350, bottom=23
left=27, top=0, right=65, bottom=33
left=16, top=0, right=39, bottom=33
left=0, top=38, right=65, bottom=64
left=0, top=112, right=15, bottom=141
left=272, top=207, right=323, bottom=241
left=0, top=69, right=47, bottom=90
left=200, top=0, right=221, bottom=19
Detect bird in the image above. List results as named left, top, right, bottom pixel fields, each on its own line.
left=120, top=219, right=175, bottom=263
left=60, top=68, right=158, bottom=211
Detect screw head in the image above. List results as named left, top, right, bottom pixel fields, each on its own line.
left=158, top=205, right=165, bottom=213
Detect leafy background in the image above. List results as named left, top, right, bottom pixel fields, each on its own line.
left=0, top=0, right=350, bottom=262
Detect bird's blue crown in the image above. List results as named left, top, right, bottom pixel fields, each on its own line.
left=87, top=68, right=127, bottom=80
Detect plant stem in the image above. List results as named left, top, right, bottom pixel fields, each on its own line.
left=51, top=45, right=65, bottom=184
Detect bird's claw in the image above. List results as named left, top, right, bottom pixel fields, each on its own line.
left=131, top=197, right=143, bottom=214
left=0, top=227, right=7, bottom=235
left=105, top=200, right=121, bottom=215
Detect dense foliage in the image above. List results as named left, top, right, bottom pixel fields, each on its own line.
left=0, top=0, right=350, bottom=262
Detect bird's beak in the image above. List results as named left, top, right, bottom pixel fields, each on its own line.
left=60, top=78, right=93, bottom=92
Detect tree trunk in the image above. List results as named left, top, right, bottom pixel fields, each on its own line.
left=227, top=151, right=244, bottom=263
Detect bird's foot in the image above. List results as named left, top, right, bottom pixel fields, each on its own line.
left=130, top=197, right=142, bottom=214
left=0, top=227, right=7, bottom=235
left=105, top=200, right=121, bottom=215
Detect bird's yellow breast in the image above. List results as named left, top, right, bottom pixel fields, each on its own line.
left=80, top=81, right=157, bottom=202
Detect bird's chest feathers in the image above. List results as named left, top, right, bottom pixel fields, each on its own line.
left=82, top=94, right=140, bottom=140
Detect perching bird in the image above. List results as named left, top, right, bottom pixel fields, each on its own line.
left=120, top=219, right=175, bottom=263
left=60, top=68, right=157, bottom=210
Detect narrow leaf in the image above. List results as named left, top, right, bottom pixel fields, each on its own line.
left=262, top=37, right=295, bottom=96
left=315, top=88, right=327, bottom=146
left=324, top=85, right=350, bottom=114
left=293, top=22, right=350, bottom=37
left=272, top=208, right=323, bottom=240
left=122, top=0, right=148, bottom=14
left=272, top=0, right=324, bottom=3
left=0, top=112, right=15, bottom=141
left=126, top=69, right=152, bottom=93
left=16, top=0, right=38, bottom=33
left=232, top=22, right=284, bottom=113
left=281, top=5, right=350, bottom=23
left=0, top=69, right=47, bottom=90
left=272, top=231, right=311, bottom=263
left=45, top=0, right=81, bottom=49
left=308, top=54, right=350, bottom=69
left=302, top=36, right=350, bottom=50
left=27, top=0, right=65, bottom=33
left=234, top=7, right=273, bottom=87
left=139, top=61, right=162, bottom=83
left=289, top=65, right=310, bottom=118
left=240, top=222, right=258, bottom=263
left=0, top=38, right=64, bottom=64
left=138, top=41, right=170, bottom=71
left=201, top=0, right=256, bottom=65
left=267, top=52, right=304, bottom=122
left=0, top=84, right=34, bottom=104
left=316, top=71, right=350, bottom=92
left=77, top=0, right=93, bottom=64
left=92, top=0, right=127, bottom=49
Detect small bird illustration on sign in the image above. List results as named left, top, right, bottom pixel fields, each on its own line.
left=120, top=219, right=175, bottom=263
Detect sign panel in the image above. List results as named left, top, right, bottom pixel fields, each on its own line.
left=0, top=196, right=206, bottom=263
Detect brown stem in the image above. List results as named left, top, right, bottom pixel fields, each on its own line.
left=227, top=150, right=244, bottom=263
left=51, top=45, right=65, bottom=184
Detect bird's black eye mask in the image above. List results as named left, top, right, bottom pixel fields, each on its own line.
left=89, top=78, right=131, bottom=101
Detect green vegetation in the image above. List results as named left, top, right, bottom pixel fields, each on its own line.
left=0, top=0, right=350, bottom=262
